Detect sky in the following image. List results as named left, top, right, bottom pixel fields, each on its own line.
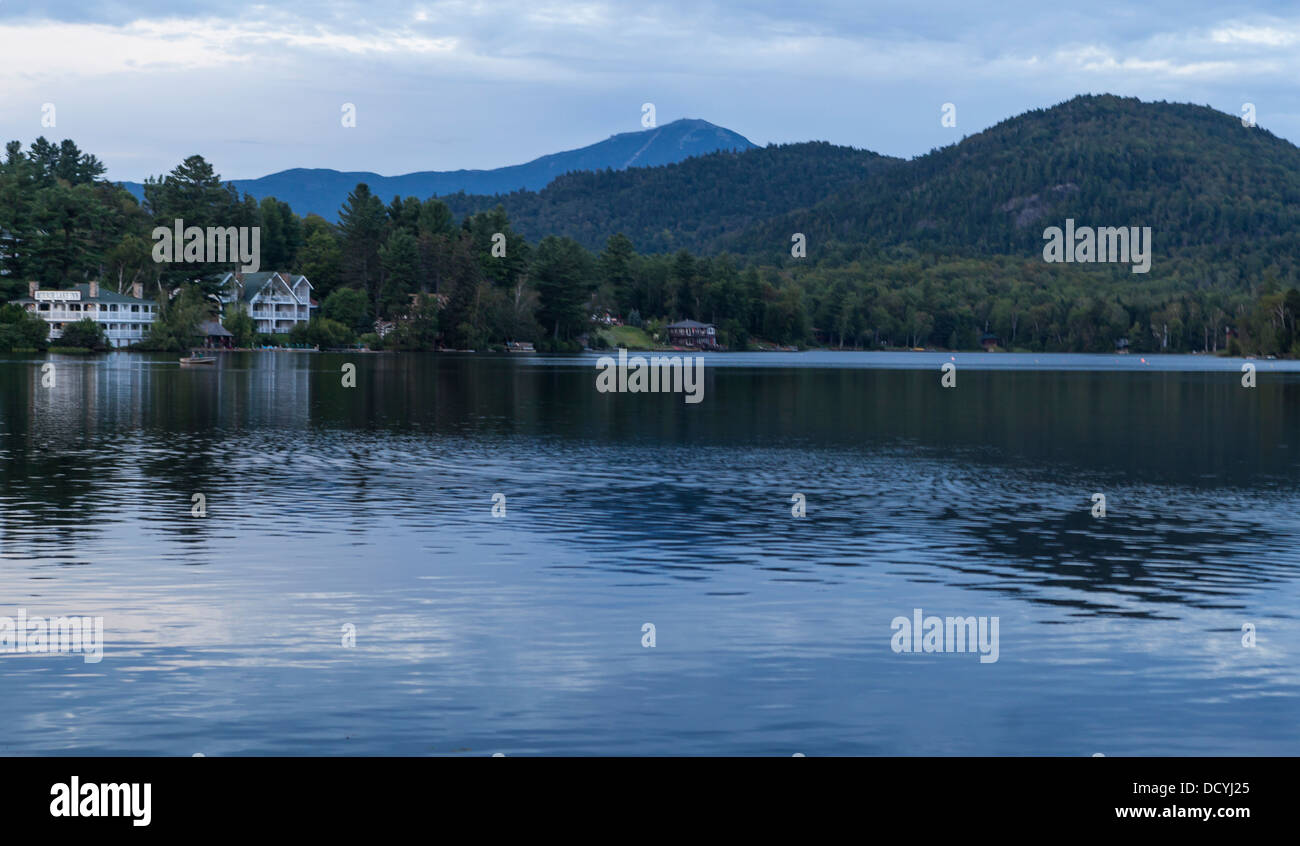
left=1, top=1, right=1299, bottom=182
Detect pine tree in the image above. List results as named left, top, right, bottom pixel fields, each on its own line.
left=337, top=183, right=388, bottom=312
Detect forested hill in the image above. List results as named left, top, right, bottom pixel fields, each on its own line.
left=440, top=95, right=1300, bottom=280
left=438, top=142, right=902, bottom=253
left=732, top=94, right=1300, bottom=267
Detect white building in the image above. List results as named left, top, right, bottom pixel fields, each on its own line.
left=218, top=271, right=315, bottom=334
left=15, top=281, right=157, bottom=348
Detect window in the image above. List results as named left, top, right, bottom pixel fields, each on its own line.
left=131, top=305, right=139, bottom=312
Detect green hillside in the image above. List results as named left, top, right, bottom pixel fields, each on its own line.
left=439, top=142, right=901, bottom=254
left=735, top=94, right=1300, bottom=275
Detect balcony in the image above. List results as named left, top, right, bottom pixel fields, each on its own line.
left=38, top=309, right=152, bottom=321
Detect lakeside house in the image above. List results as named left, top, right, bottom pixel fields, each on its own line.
left=218, top=271, right=315, bottom=334
left=665, top=319, right=720, bottom=349
left=14, top=281, right=157, bottom=348
left=980, top=332, right=1001, bottom=351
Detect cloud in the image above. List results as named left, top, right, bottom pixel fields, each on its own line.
left=0, top=2, right=1298, bottom=180
left=1209, top=22, right=1300, bottom=46
left=0, top=16, right=463, bottom=84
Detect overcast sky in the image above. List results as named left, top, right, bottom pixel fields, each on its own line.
left=1, top=1, right=1298, bottom=181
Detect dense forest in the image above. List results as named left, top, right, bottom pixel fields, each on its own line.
left=1, top=94, right=1298, bottom=355
left=438, top=142, right=901, bottom=254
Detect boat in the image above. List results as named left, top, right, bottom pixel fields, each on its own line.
left=506, top=341, right=536, bottom=353
left=180, top=350, right=215, bottom=366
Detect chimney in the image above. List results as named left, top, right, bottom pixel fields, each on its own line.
left=89, top=279, right=98, bottom=299
left=28, top=281, right=38, bottom=298
left=131, top=282, right=143, bottom=300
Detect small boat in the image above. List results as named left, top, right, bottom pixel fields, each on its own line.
left=180, top=351, right=215, bottom=366
left=506, top=341, right=536, bottom=353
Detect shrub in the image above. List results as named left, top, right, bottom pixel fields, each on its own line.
left=720, top=318, right=748, bottom=351
left=0, top=304, right=50, bottom=351
left=288, top=316, right=356, bottom=349
left=321, top=287, right=372, bottom=334
left=537, top=337, right=583, bottom=353
left=222, top=306, right=257, bottom=348
left=57, top=318, right=108, bottom=351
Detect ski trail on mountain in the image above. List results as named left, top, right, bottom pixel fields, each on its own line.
left=622, top=128, right=663, bottom=168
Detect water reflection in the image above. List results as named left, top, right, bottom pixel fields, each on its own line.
left=0, top=352, right=1296, bottom=755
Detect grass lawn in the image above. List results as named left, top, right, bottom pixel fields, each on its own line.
left=596, top=325, right=656, bottom=350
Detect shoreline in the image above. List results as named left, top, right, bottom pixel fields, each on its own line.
left=7, top=348, right=1296, bottom=373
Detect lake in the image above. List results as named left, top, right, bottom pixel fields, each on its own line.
left=0, top=350, right=1296, bottom=755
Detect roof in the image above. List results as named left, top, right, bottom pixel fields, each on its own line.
left=666, top=319, right=714, bottom=329
left=221, top=271, right=312, bottom=304
left=12, top=282, right=156, bottom=306
left=230, top=271, right=276, bottom=303
left=199, top=320, right=233, bottom=337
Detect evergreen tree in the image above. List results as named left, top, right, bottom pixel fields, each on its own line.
left=379, top=229, right=419, bottom=318
left=337, top=183, right=387, bottom=312
left=532, top=236, right=593, bottom=343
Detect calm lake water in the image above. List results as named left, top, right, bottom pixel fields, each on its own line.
left=1, top=350, right=1297, bottom=756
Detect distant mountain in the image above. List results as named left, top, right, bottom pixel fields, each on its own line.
left=118, top=118, right=756, bottom=219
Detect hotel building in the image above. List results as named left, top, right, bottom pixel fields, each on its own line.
left=14, top=281, right=158, bottom=348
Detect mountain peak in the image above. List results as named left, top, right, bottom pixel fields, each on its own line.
left=118, top=119, right=756, bottom=220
